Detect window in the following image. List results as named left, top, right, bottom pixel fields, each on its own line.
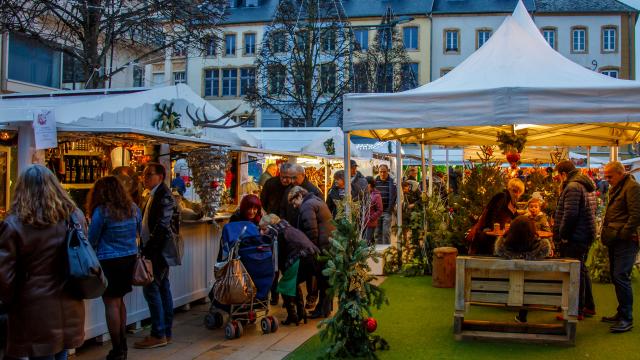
left=375, top=63, right=393, bottom=93
left=235, top=114, right=256, bottom=127
left=444, top=29, right=459, bottom=53
left=133, top=66, right=144, bottom=87
left=173, top=46, right=186, bottom=57
left=322, top=30, right=336, bottom=52
left=296, top=31, right=309, bottom=52
left=240, top=68, right=255, bottom=95
left=320, top=63, right=336, bottom=94
left=403, top=27, right=418, bottom=50
left=400, top=62, right=419, bottom=91
left=244, top=33, right=256, bottom=55
left=379, top=28, right=392, bottom=50
left=293, top=65, right=305, bottom=96
left=268, top=65, right=286, bottom=95
left=8, top=33, right=61, bottom=88
left=225, top=34, right=236, bottom=56
left=353, top=29, right=368, bottom=51
left=271, top=31, right=286, bottom=53
left=205, top=37, right=217, bottom=56
left=602, top=27, right=617, bottom=52
left=204, top=69, right=219, bottom=97
left=222, top=69, right=238, bottom=96
left=601, top=68, right=619, bottom=78
left=571, top=27, right=587, bottom=53
left=151, top=73, right=165, bottom=87
left=476, top=29, right=492, bottom=49
left=353, top=63, right=369, bottom=93
left=440, top=68, right=452, bottom=77
left=283, top=118, right=305, bottom=127
left=542, top=27, right=557, bottom=49
left=62, top=53, right=86, bottom=83
left=173, top=71, right=186, bottom=85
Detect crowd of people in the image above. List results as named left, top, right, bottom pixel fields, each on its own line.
left=471, top=160, right=640, bottom=334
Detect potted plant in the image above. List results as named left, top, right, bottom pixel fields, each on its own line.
left=497, top=130, right=527, bottom=169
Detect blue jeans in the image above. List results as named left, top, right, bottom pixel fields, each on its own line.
left=608, top=240, right=639, bottom=321
left=374, top=212, right=392, bottom=245
left=143, top=274, right=174, bottom=338
left=7, top=350, right=67, bottom=360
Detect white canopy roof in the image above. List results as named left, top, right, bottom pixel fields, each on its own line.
left=343, top=1, right=640, bottom=147
left=301, top=127, right=365, bottom=157
left=0, top=84, right=260, bottom=148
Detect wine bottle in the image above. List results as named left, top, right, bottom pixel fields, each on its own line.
left=89, top=157, right=95, bottom=183
left=75, top=156, right=81, bottom=183
left=65, top=157, right=71, bottom=183
left=82, top=157, right=88, bottom=183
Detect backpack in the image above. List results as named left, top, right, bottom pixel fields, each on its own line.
left=66, top=211, right=108, bottom=299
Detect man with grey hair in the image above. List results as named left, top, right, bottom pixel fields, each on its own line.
left=601, top=161, right=640, bottom=333
left=261, top=163, right=293, bottom=218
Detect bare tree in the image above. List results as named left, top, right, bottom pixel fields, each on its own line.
left=1, top=0, right=227, bottom=88
left=353, top=7, right=417, bottom=94
left=246, top=0, right=352, bottom=127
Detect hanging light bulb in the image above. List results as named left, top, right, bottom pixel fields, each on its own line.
left=0, top=132, right=10, bottom=141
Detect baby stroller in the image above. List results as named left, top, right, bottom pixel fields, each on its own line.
left=205, top=221, right=279, bottom=339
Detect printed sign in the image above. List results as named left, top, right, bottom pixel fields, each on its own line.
left=33, top=110, right=57, bottom=150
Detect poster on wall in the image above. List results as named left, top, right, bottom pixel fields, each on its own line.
left=33, top=110, right=58, bottom=150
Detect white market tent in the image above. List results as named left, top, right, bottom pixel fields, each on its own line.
left=0, top=84, right=260, bottom=149
left=343, top=1, right=640, bottom=147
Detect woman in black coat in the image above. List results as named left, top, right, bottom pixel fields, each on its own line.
left=288, top=186, right=336, bottom=318
left=260, top=214, right=319, bottom=325
left=469, top=178, right=525, bottom=255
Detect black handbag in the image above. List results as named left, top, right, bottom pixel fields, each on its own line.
left=66, top=211, right=108, bottom=299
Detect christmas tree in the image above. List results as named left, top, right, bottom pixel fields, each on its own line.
left=319, top=200, right=389, bottom=359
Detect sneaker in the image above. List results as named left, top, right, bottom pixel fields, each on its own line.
left=583, top=308, right=596, bottom=317
left=133, top=336, right=167, bottom=349
left=610, top=319, right=633, bottom=333
left=602, top=313, right=622, bottom=323
left=514, top=315, right=527, bottom=323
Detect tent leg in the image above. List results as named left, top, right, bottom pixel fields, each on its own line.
left=420, top=143, right=427, bottom=192
left=428, top=145, right=433, bottom=197
left=587, top=146, right=591, bottom=169
left=344, top=131, right=351, bottom=205
left=396, top=140, right=403, bottom=254
left=324, top=161, right=329, bottom=201
left=610, top=146, right=619, bottom=162
left=445, top=147, right=450, bottom=194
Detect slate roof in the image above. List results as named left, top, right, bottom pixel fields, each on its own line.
left=431, top=0, right=535, bottom=14
left=222, top=0, right=433, bottom=25
left=535, top=0, right=636, bottom=13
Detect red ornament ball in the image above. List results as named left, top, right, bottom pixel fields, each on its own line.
left=211, top=181, right=220, bottom=188
left=364, top=317, right=377, bottom=333
left=506, top=152, right=521, bottom=164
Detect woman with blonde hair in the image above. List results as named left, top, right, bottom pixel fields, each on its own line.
left=0, top=165, right=85, bottom=360
left=469, top=178, right=525, bottom=255
left=87, top=176, right=141, bottom=360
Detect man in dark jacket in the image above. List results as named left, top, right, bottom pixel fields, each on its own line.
left=374, top=164, right=397, bottom=244
left=137, top=163, right=180, bottom=349
left=600, top=161, right=640, bottom=333
left=350, top=160, right=369, bottom=201
left=260, top=163, right=293, bottom=215
left=553, top=160, right=597, bottom=320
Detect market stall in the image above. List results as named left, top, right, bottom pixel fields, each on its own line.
left=0, top=84, right=261, bottom=339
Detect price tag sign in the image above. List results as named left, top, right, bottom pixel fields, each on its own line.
left=33, top=110, right=58, bottom=150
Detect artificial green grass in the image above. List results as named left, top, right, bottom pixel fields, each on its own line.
left=286, top=275, right=640, bottom=360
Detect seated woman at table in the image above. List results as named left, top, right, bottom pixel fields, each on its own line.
left=469, top=178, right=525, bottom=255
left=526, top=197, right=550, bottom=232
left=495, top=215, right=552, bottom=323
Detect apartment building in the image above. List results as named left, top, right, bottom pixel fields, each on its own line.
left=155, top=0, right=432, bottom=127
left=431, top=0, right=637, bottom=80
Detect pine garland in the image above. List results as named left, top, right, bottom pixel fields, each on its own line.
left=319, top=201, right=390, bottom=359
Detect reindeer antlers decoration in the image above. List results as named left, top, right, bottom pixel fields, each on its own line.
left=186, top=104, right=255, bottom=129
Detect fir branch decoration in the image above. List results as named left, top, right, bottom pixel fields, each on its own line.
left=496, top=130, right=528, bottom=154
left=319, top=200, right=389, bottom=359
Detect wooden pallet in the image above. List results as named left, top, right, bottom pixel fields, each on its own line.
left=454, top=256, right=581, bottom=346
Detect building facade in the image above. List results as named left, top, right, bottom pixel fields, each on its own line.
left=431, top=0, right=637, bottom=81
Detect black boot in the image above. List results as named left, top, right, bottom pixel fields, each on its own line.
left=308, top=297, right=326, bottom=319
left=296, top=288, right=308, bottom=324
left=281, top=296, right=299, bottom=325
left=121, top=332, right=128, bottom=360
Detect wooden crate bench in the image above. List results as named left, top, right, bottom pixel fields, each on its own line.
left=454, top=256, right=581, bottom=346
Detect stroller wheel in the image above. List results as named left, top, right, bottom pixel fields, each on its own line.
left=205, top=309, right=227, bottom=330
left=224, top=322, right=236, bottom=340
left=261, top=317, right=272, bottom=334
left=268, top=316, right=279, bottom=333
left=204, top=314, right=217, bottom=330
left=235, top=320, right=244, bottom=338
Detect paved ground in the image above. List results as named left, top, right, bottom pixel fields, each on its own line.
left=74, top=301, right=323, bottom=360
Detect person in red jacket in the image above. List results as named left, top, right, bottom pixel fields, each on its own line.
left=365, top=176, right=383, bottom=245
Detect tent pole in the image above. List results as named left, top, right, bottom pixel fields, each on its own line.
left=428, top=144, right=433, bottom=197
left=324, top=160, right=329, bottom=201
left=587, top=146, right=591, bottom=169
left=445, top=147, right=450, bottom=193
left=610, top=145, right=619, bottom=162
left=396, top=140, right=403, bottom=250
left=344, top=131, right=351, bottom=204
left=420, top=143, right=427, bottom=191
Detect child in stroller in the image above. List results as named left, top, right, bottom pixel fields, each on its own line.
left=205, top=221, right=279, bottom=339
